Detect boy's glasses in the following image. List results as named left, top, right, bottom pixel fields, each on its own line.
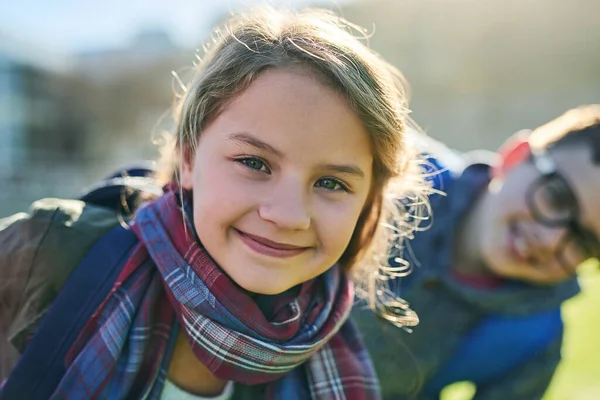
left=526, top=148, right=600, bottom=273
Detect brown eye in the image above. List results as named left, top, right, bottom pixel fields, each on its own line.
left=541, top=178, right=574, bottom=211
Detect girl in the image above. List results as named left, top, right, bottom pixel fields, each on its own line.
left=0, top=6, right=429, bottom=400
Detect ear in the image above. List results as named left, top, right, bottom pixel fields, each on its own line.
left=492, top=129, right=532, bottom=179
left=180, top=147, right=195, bottom=190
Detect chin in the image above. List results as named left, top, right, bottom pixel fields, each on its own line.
left=482, top=250, right=513, bottom=278
left=232, top=274, right=297, bottom=296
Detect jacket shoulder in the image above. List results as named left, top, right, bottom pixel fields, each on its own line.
left=1, top=198, right=120, bottom=353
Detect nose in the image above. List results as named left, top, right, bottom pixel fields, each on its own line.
left=530, top=223, right=568, bottom=262
left=258, top=178, right=311, bottom=231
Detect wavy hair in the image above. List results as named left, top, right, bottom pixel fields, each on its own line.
left=155, top=6, right=433, bottom=327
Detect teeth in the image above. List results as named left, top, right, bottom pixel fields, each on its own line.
left=514, top=236, right=528, bottom=259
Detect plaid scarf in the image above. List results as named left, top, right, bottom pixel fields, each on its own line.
left=51, top=190, right=380, bottom=399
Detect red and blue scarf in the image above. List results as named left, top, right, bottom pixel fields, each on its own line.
left=50, top=190, right=380, bottom=399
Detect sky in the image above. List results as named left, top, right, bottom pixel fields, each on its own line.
left=0, top=0, right=349, bottom=54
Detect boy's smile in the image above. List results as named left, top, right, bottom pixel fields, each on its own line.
left=476, top=143, right=600, bottom=284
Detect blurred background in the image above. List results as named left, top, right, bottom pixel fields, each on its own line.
left=1, top=0, right=599, bottom=398
left=1, top=0, right=599, bottom=215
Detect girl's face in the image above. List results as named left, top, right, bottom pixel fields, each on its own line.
left=476, top=145, right=600, bottom=284
left=181, top=68, right=373, bottom=294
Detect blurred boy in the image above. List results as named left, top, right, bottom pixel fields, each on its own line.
left=354, top=105, right=600, bottom=399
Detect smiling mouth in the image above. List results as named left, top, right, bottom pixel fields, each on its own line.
left=508, top=223, right=537, bottom=265
left=234, top=229, right=310, bottom=258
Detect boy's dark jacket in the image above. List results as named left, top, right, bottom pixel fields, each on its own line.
left=352, top=147, right=580, bottom=400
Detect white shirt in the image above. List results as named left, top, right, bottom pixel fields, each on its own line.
left=160, top=379, right=234, bottom=400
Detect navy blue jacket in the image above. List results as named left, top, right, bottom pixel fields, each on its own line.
left=352, top=145, right=580, bottom=400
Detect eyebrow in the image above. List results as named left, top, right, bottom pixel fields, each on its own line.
left=318, top=163, right=365, bottom=178
left=227, top=132, right=283, bottom=158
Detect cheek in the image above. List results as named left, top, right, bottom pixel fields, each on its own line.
left=491, top=182, right=530, bottom=223
left=315, top=199, right=366, bottom=256
left=192, top=157, right=252, bottom=210
left=495, top=172, right=537, bottom=220
left=190, top=160, right=256, bottom=241
left=499, top=197, right=531, bottom=225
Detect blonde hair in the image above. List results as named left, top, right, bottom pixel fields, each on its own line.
left=157, top=6, right=431, bottom=327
